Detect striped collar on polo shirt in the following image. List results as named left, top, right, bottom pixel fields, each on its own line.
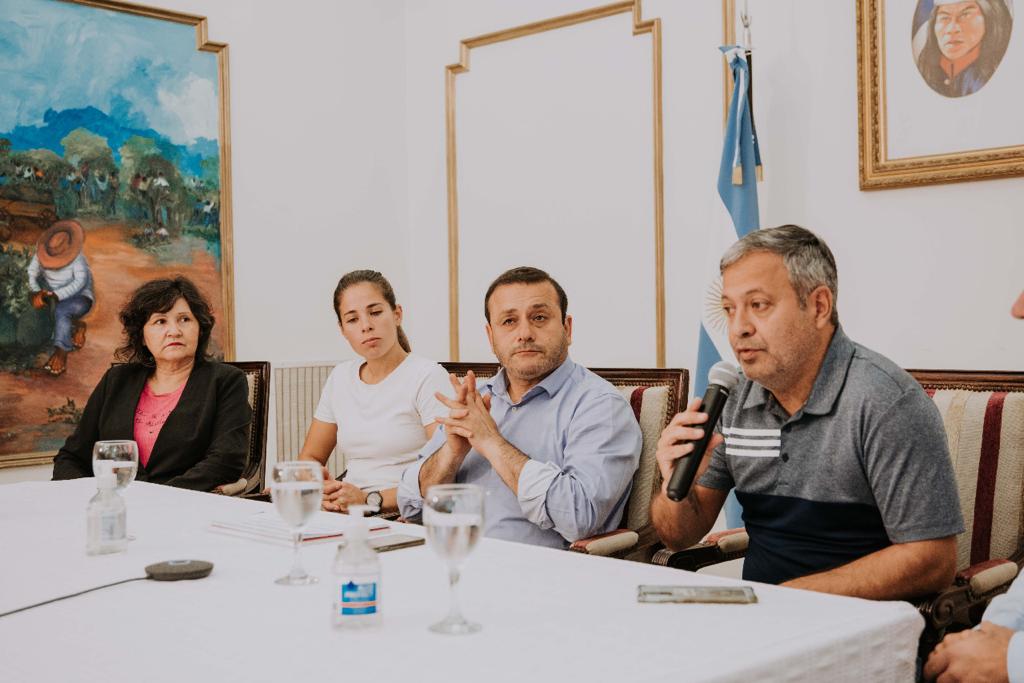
left=723, top=426, right=782, bottom=458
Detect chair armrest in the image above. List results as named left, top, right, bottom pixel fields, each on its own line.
left=213, top=478, right=247, bottom=496
left=570, top=529, right=640, bottom=556
left=957, top=559, right=1019, bottom=595
left=708, top=528, right=749, bottom=554
left=651, top=529, right=749, bottom=572
left=915, top=559, right=1020, bottom=656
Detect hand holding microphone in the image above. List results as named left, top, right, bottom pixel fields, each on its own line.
left=660, top=362, right=740, bottom=502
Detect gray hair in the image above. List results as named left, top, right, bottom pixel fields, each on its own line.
left=720, top=224, right=839, bottom=325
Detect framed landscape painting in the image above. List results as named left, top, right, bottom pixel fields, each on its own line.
left=857, top=0, right=1024, bottom=189
left=0, top=0, right=233, bottom=467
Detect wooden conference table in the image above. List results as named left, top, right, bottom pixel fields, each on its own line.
left=0, top=480, right=922, bottom=682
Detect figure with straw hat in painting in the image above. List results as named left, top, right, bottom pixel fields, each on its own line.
left=26, top=219, right=94, bottom=376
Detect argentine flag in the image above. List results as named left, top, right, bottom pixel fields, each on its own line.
left=696, top=46, right=762, bottom=528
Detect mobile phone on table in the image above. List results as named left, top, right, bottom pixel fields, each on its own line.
left=367, top=534, right=425, bottom=552
left=637, top=585, right=757, bottom=604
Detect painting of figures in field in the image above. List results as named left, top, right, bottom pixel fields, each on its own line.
left=0, top=0, right=231, bottom=462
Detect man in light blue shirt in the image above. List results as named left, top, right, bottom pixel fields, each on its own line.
left=924, top=289, right=1024, bottom=683
left=397, top=266, right=642, bottom=549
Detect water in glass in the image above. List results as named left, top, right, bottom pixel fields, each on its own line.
left=424, top=484, right=484, bottom=635
left=272, top=481, right=320, bottom=528
left=270, top=461, right=323, bottom=586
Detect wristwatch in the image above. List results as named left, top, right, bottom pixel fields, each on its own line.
left=366, top=490, right=384, bottom=511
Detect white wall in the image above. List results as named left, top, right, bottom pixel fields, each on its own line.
left=750, top=0, right=1024, bottom=369
left=6, top=0, right=1023, bottom=485
left=141, top=0, right=411, bottom=366
left=405, top=0, right=1024, bottom=373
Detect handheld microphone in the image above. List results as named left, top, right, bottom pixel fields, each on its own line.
left=666, top=361, right=740, bottom=502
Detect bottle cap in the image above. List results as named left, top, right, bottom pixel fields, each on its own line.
left=94, top=460, right=117, bottom=489
left=346, top=504, right=372, bottom=540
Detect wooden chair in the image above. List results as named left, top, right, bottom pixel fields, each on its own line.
left=215, top=360, right=270, bottom=496
left=652, top=369, right=1024, bottom=653
left=440, top=362, right=688, bottom=562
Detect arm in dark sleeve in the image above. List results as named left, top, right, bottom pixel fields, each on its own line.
left=52, top=369, right=111, bottom=480
left=164, top=369, right=252, bottom=491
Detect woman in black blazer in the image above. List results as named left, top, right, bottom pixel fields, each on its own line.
left=52, top=276, right=251, bottom=491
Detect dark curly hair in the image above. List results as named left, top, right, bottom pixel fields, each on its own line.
left=116, top=276, right=215, bottom=365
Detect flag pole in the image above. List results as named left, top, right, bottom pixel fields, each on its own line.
left=741, top=1, right=763, bottom=181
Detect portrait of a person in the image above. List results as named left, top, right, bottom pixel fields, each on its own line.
left=913, top=0, right=1014, bottom=98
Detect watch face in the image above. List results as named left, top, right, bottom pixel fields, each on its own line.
left=368, top=491, right=383, bottom=508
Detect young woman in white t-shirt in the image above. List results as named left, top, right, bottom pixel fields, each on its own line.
left=297, top=270, right=450, bottom=514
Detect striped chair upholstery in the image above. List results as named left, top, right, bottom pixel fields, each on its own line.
left=441, top=363, right=688, bottom=561
left=586, top=368, right=686, bottom=560
left=910, top=371, right=1024, bottom=581
left=273, top=363, right=340, bottom=474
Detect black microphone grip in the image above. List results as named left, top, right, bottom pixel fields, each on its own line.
left=665, top=383, right=730, bottom=502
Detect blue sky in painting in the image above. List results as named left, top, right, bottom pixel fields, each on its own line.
left=0, top=0, right=219, bottom=146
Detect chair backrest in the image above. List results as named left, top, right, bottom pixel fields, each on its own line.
left=226, top=361, right=270, bottom=495
left=909, top=370, right=1024, bottom=570
left=439, top=362, right=500, bottom=379
left=440, top=362, right=688, bottom=535
left=273, top=363, right=341, bottom=473
left=590, top=368, right=687, bottom=533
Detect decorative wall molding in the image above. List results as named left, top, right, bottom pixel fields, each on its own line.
left=444, top=0, right=665, bottom=365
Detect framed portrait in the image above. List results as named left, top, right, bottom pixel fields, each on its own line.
left=0, top=0, right=233, bottom=468
left=857, top=0, right=1024, bottom=189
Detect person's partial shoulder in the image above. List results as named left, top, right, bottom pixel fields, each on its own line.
left=202, top=360, right=245, bottom=384
left=319, top=359, right=354, bottom=387
left=406, top=353, right=448, bottom=379
left=848, top=343, right=924, bottom=406
left=105, top=361, right=145, bottom=383
left=575, top=364, right=634, bottom=406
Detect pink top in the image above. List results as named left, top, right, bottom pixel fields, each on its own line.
left=134, top=382, right=187, bottom=468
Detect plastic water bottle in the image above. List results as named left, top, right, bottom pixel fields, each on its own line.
left=86, top=461, right=127, bottom=555
left=331, top=504, right=381, bottom=628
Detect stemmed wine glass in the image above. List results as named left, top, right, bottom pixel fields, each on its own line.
left=424, top=484, right=484, bottom=634
left=270, top=461, right=324, bottom=586
left=93, top=440, right=139, bottom=539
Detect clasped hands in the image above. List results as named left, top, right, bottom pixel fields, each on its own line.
left=320, top=466, right=366, bottom=513
left=434, top=370, right=503, bottom=457
left=923, top=621, right=1013, bottom=683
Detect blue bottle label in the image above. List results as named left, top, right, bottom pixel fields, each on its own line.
left=339, top=580, right=378, bottom=615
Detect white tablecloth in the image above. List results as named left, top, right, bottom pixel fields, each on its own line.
left=0, top=480, right=922, bottom=682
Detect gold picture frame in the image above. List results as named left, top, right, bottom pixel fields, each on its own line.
left=0, top=0, right=233, bottom=469
left=444, top=0, right=665, bottom=365
left=856, top=0, right=1024, bottom=189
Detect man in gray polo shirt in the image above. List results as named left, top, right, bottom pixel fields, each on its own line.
left=652, top=225, right=962, bottom=599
